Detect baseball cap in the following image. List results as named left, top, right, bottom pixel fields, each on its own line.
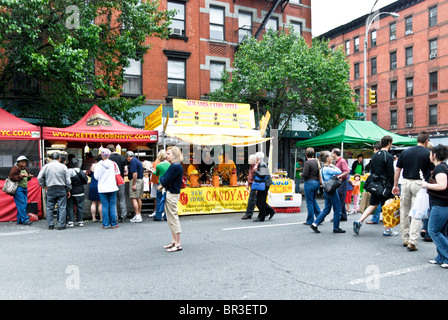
left=17, top=155, right=29, bottom=162
left=101, top=148, right=111, bottom=157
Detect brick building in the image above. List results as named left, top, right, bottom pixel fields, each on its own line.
left=320, top=0, right=448, bottom=144
left=127, top=0, right=312, bottom=127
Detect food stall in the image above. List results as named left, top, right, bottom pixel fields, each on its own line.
left=42, top=105, right=158, bottom=216
left=0, top=108, right=42, bottom=221
left=163, top=99, right=273, bottom=216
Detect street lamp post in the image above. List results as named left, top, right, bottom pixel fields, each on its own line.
left=363, top=11, right=399, bottom=120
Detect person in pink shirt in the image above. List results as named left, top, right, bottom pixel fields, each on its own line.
left=351, top=174, right=361, bottom=213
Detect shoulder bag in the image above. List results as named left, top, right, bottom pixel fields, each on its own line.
left=321, top=167, right=341, bottom=194
left=2, top=178, right=18, bottom=195
left=114, top=162, right=125, bottom=186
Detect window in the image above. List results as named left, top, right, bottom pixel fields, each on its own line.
left=122, top=59, right=142, bottom=96
left=290, top=21, right=302, bottom=35
left=210, top=61, right=225, bottom=93
left=354, top=63, right=360, bottom=79
left=429, top=6, right=437, bottom=27
left=345, top=40, right=350, bottom=55
left=406, top=78, right=413, bottom=97
left=390, top=110, right=397, bottom=128
left=371, top=113, right=377, bottom=125
left=429, top=105, right=437, bottom=125
left=371, top=57, right=377, bottom=75
left=429, top=39, right=437, bottom=58
left=354, top=37, right=359, bottom=53
left=354, top=88, right=360, bottom=105
left=405, top=16, right=413, bottom=35
left=429, top=72, right=438, bottom=92
left=390, top=51, right=397, bottom=70
left=238, top=12, right=252, bottom=42
left=370, top=30, right=377, bottom=47
left=210, top=6, right=225, bottom=41
left=168, top=1, right=185, bottom=36
left=405, top=47, right=413, bottom=66
left=389, top=22, right=397, bottom=40
left=167, top=59, right=186, bottom=97
left=406, top=109, right=413, bottom=126
left=390, top=80, right=397, bottom=100
left=266, top=17, right=278, bottom=31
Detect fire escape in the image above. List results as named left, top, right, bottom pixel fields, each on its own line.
left=253, top=0, right=290, bottom=39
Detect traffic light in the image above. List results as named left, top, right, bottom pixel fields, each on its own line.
left=368, top=88, right=376, bottom=105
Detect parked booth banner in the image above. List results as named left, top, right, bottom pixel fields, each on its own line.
left=42, top=105, right=158, bottom=143
left=145, top=104, right=162, bottom=131
left=269, top=179, right=294, bottom=194
left=173, top=99, right=254, bottom=129
left=177, top=186, right=250, bottom=215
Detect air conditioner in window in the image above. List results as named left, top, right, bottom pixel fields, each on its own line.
left=390, top=124, right=397, bottom=129
left=390, top=35, right=396, bottom=41
left=171, top=28, right=183, bottom=36
left=406, top=123, right=413, bottom=128
left=405, top=30, right=413, bottom=35
left=430, top=52, right=437, bottom=59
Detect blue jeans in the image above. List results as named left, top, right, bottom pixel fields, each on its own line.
left=99, top=192, right=117, bottom=228
left=295, top=178, right=301, bottom=193
left=13, top=186, right=29, bottom=224
left=304, top=180, right=321, bottom=224
left=369, top=205, right=381, bottom=223
left=155, top=187, right=166, bottom=220
left=428, top=205, right=448, bottom=264
left=314, top=190, right=341, bottom=230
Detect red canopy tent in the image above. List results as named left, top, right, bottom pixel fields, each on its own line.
left=42, top=105, right=158, bottom=143
left=0, top=108, right=42, bottom=222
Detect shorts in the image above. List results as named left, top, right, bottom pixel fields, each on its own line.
left=345, top=190, right=353, bottom=203
left=369, top=192, right=390, bottom=207
left=129, top=179, right=144, bottom=199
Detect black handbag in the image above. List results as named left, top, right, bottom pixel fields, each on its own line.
left=322, top=167, right=341, bottom=194
left=364, top=174, right=392, bottom=198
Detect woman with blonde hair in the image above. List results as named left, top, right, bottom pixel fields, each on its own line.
left=151, top=149, right=170, bottom=221
left=159, top=146, right=184, bottom=252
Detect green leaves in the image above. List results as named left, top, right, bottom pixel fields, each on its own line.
left=209, top=29, right=357, bottom=134
left=0, top=0, right=174, bottom=126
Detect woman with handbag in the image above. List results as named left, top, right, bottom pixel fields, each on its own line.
left=253, top=152, right=275, bottom=222
left=310, top=151, right=345, bottom=233
left=421, top=144, right=448, bottom=269
left=94, top=148, right=119, bottom=229
left=301, top=147, right=322, bottom=225
left=8, top=155, right=33, bottom=225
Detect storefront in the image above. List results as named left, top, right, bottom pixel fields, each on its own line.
left=0, top=108, right=42, bottom=221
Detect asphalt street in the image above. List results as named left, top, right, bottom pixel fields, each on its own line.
left=0, top=198, right=447, bottom=301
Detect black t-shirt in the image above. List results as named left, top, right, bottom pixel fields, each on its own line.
left=370, top=150, right=394, bottom=186
left=109, top=153, right=127, bottom=178
left=429, top=163, right=448, bottom=207
left=396, top=146, right=431, bottom=181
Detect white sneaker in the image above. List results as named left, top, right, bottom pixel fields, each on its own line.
left=67, top=221, right=74, bottom=228
left=78, top=222, right=84, bottom=227
left=148, top=212, right=156, bottom=218
left=383, top=229, right=398, bottom=236
left=130, top=214, right=142, bottom=223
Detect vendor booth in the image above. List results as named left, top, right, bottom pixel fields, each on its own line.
left=158, top=99, right=300, bottom=215
left=0, top=108, right=42, bottom=222
left=42, top=105, right=158, bottom=216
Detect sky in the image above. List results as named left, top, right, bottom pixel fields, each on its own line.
left=311, top=0, right=397, bottom=37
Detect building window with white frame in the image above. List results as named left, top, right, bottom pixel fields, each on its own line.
left=122, top=59, right=142, bottom=96
left=390, top=110, right=397, bottom=128
left=390, top=51, right=397, bottom=70
left=370, top=30, right=377, bottom=47
left=345, top=40, right=350, bottom=55
left=266, top=17, right=278, bottom=31
left=167, top=59, right=186, bottom=97
left=209, top=6, right=225, bottom=41
left=429, top=6, right=437, bottom=27
left=389, top=22, right=396, bottom=40
left=354, top=36, right=359, bottom=53
left=390, top=80, right=397, bottom=100
left=429, top=71, right=438, bottom=92
left=406, top=109, right=413, bottom=127
left=429, top=105, right=437, bottom=125
left=209, top=61, right=225, bottom=93
left=406, top=77, right=413, bottom=97
left=429, top=38, right=437, bottom=59
left=405, top=16, right=413, bottom=35
left=238, top=11, right=252, bottom=43
left=405, top=47, right=413, bottom=66
left=290, top=21, right=302, bottom=35
left=168, top=1, right=185, bottom=36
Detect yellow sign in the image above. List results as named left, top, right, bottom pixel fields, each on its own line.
left=259, top=111, right=270, bottom=137
left=269, top=179, right=294, bottom=194
left=173, top=99, right=253, bottom=129
left=163, top=111, right=169, bottom=133
left=177, top=186, right=250, bottom=215
left=145, top=104, right=162, bottom=130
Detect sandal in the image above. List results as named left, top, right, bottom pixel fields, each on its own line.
left=166, top=245, right=182, bottom=252
left=163, top=242, right=175, bottom=249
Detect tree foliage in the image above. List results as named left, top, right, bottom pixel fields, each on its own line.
left=0, top=0, right=174, bottom=126
left=209, top=29, right=357, bottom=134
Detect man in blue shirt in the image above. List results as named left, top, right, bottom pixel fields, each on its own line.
left=126, top=151, right=144, bottom=223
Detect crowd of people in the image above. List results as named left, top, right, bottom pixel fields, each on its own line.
left=6, top=133, right=448, bottom=264
left=8, top=145, right=185, bottom=253
left=299, top=131, right=448, bottom=269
